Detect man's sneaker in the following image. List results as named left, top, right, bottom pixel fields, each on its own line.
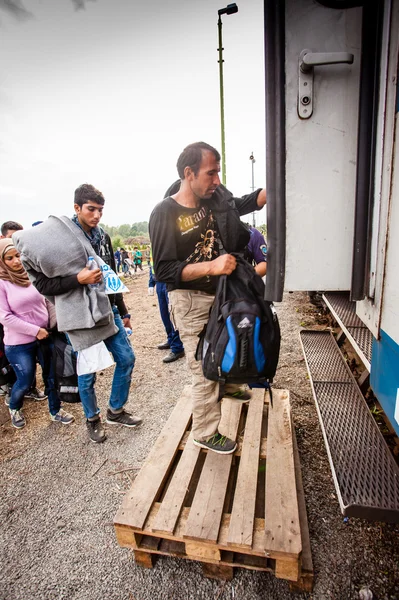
left=86, top=417, right=106, bottom=443
left=24, top=387, right=47, bottom=401
left=163, top=350, right=185, bottom=363
left=223, top=389, right=252, bottom=402
left=106, top=409, right=142, bottom=428
left=157, top=341, right=170, bottom=350
left=9, top=409, right=26, bottom=430
left=193, top=432, right=237, bottom=455
left=50, top=409, right=75, bottom=425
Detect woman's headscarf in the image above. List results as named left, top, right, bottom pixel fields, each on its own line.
left=0, top=238, right=31, bottom=287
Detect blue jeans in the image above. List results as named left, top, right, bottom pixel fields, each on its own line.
left=148, top=267, right=155, bottom=288
left=5, top=339, right=61, bottom=415
left=78, top=306, right=135, bottom=420
left=156, top=282, right=184, bottom=354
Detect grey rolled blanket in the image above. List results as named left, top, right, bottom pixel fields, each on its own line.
left=13, top=216, right=118, bottom=351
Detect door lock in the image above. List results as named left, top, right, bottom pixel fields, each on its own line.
left=298, top=49, right=354, bottom=119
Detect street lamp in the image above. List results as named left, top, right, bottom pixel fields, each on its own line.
left=217, top=3, right=238, bottom=185
left=250, top=152, right=256, bottom=227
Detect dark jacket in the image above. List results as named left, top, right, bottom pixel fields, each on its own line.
left=32, top=229, right=128, bottom=317
left=150, top=182, right=262, bottom=289
left=163, top=180, right=261, bottom=254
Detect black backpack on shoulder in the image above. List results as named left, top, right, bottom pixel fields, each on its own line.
left=52, top=331, right=81, bottom=403
left=196, top=254, right=280, bottom=385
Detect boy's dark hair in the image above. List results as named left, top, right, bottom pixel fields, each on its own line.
left=1, top=221, right=23, bottom=236
left=177, top=142, right=220, bottom=179
left=74, top=183, right=105, bottom=207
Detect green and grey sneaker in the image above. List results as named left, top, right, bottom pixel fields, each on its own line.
left=223, top=389, right=251, bottom=402
left=50, top=409, right=75, bottom=425
left=9, top=409, right=26, bottom=429
left=193, top=432, right=237, bottom=454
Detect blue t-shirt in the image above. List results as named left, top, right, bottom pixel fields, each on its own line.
left=247, top=227, right=267, bottom=265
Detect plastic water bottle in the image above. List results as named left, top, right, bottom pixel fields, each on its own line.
left=124, top=327, right=133, bottom=336
left=87, top=256, right=100, bottom=288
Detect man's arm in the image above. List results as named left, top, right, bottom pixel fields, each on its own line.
left=27, top=266, right=101, bottom=296
left=255, top=262, right=267, bottom=277
left=149, top=203, right=183, bottom=286
left=232, top=188, right=266, bottom=216
left=181, top=254, right=237, bottom=282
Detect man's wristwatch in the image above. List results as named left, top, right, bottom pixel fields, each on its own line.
left=122, top=313, right=131, bottom=319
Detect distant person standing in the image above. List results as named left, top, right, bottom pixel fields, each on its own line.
left=133, top=247, right=143, bottom=272
left=114, top=247, right=122, bottom=273
left=121, top=248, right=129, bottom=274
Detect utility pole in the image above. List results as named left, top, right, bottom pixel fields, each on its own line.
left=250, top=152, right=256, bottom=227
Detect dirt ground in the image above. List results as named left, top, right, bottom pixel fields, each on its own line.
left=1, top=268, right=398, bottom=600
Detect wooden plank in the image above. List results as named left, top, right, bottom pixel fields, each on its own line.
left=134, top=550, right=155, bottom=568
left=227, top=389, right=265, bottom=547
left=184, top=399, right=242, bottom=543
left=185, top=541, right=221, bottom=561
left=293, top=424, right=314, bottom=591
left=275, top=557, right=300, bottom=582
left=264, top=390, right=302, bottom=557
left=151, top=434, right=200, bottom=534
left=114, top=386, right=192, bottom=530
left=202, top=563, right=234, bottom=580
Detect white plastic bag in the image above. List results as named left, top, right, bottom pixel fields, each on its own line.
left=77, top=341, right=114, bottom=375
left=97, top=257, right=129, bottom=294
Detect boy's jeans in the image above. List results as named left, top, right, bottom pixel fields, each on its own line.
left=78, top=306, right=135, bottom=420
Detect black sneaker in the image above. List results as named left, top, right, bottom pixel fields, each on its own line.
left=106, top=409, right=142, bottom=428
left=86, top=417, right=106, bottom=443
left=163, top=350, right=185, bottom=363
left=24, top=387, right=47, bottom=401
left=193, top=432, right=237, bottom=454
left=157, top=341, right=170, bottom=350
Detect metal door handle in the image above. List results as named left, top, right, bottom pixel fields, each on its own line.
left=298, top=49, right=355, bottom=119
left=300, top=51, right=354, bottom=73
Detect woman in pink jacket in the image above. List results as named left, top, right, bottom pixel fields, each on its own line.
left=0, top=238, right=74, bottom=429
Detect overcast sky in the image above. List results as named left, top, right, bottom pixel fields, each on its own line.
left=0, top=0, right=266, bottom=229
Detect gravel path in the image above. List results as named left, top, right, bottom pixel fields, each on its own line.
left=1, top=271, right=398, bottom=600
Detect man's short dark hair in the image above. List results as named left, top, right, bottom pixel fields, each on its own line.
left=1, top=221, right=23, bottom=236
left=177, top=142, right=221, bottom=179
left=74, top=183, right=105, bottom=207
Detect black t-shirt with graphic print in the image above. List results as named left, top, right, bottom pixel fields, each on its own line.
left=149, top=196, right=221, bottom=294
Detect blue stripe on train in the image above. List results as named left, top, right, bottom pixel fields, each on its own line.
left=371, top=329, right=399, bottom=437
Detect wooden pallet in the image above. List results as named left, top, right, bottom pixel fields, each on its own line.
left=114, top=387, right=313, bottom=591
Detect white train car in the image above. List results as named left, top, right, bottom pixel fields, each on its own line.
left=263, top=0, right=399, bottom=521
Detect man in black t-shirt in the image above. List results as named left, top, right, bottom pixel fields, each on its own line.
left=149, top=142, right=266, bottom=455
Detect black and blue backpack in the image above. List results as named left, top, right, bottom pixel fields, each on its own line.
left=196, top=254, right=280, bottom=385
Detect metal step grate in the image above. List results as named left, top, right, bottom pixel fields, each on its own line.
left=300, top=330, right=399, bottom=522
left=323, top=292, right=372, bottom=370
